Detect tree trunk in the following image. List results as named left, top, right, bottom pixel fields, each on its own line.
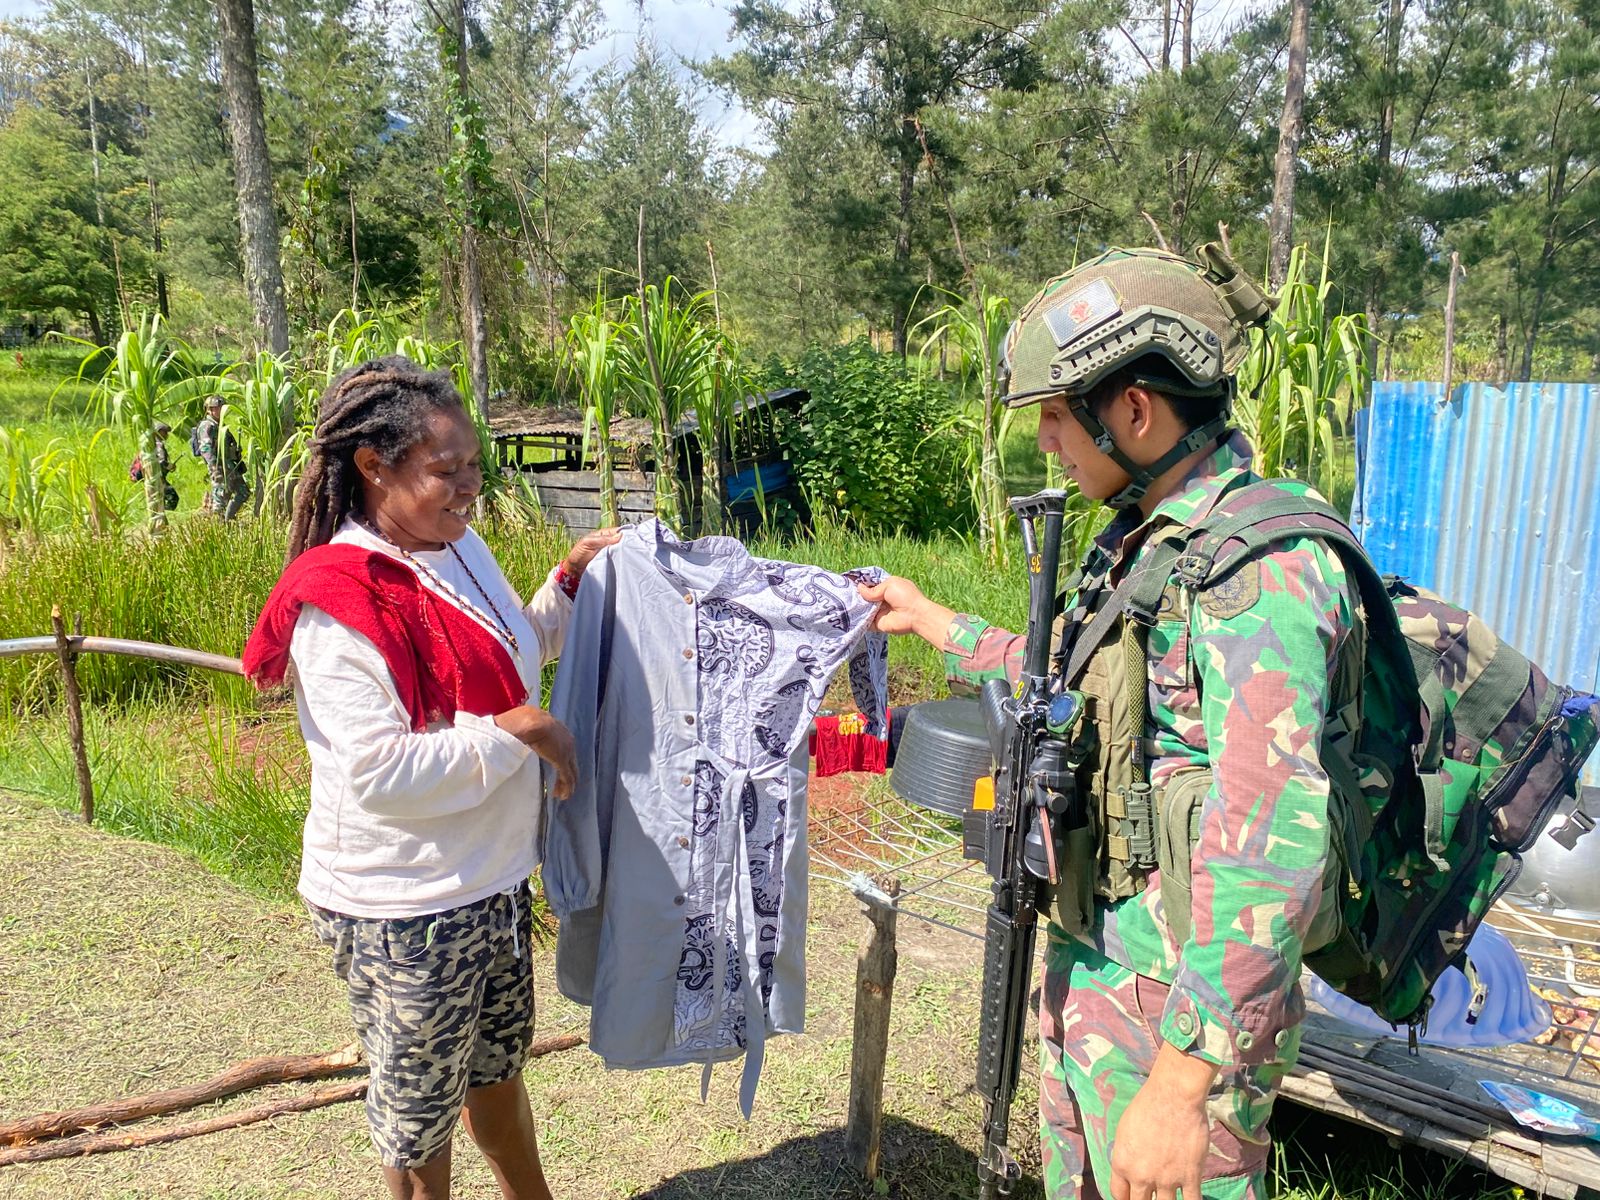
left=1364, top=0, right=1405, bottom=379
left=1519, top=143, right=1569, bottom=383
left=1268, top=0, right=1310, bottom=289
left=453, top=0, right=491, bottom=424
left=217, top=0, right=289, bottom=354
left=148, top=176, right=169, bottom=321
left=1496, top=311, right=1509, bottom=386
left=1180, top=0, right=1194, bottom=70
left=891, top=132, right=917, bottom=358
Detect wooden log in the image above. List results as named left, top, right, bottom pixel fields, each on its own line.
left=0, top=1044, right=363, bottom=1146
left=0, top=1034, right=585, bottom=1167
left=844, top=876, right=901, bottom=1181
left=0, top=1081, right=370, bottom=1166
left=50, top=606, right=94, bottom=825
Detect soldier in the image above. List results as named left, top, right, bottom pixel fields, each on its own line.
left=860, top=246, right=1359, bottom=1200
left=194, top=395, right=250, bottom=519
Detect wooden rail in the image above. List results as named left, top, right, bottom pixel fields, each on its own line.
left=1, top=624, right=245, bottom=824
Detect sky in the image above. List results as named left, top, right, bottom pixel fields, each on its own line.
left=1, top=0, right=1269, bottom=151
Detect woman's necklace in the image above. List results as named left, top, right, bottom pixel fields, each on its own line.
left=357, top=516, right=520, bottom=655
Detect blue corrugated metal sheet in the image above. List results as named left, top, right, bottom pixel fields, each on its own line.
left=1354, top=382, right=1600, bottom=786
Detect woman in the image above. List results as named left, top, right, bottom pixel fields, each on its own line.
left=243, top=356, right=618, bottom=1200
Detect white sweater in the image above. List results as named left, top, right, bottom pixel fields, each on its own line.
left=289, top=518, right=572, bottom=918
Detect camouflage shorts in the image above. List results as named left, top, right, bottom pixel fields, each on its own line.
left=306, top=884, right=537, bottom=1169
left=1038, top=929, right=1300, bottom=1199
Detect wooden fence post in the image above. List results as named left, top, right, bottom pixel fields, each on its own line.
left=1442, top=250, right=1463, bottom=402
left=845, top=875, right=901, bottom=1181
left=50, top=606, right=94, bottom=824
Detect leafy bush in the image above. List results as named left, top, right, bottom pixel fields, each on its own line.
left=766, top=339, right=969, bottom=534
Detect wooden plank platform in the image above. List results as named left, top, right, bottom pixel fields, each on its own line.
left=1289, top=1010, right=1600, bottom=1197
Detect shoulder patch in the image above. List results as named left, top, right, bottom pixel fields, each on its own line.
left=1197, top=562, right=1261, bottom=619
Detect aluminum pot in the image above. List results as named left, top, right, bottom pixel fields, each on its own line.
left=1504, top=786, right=1600, bottom=926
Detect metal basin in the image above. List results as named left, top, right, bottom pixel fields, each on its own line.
left=1504, top=786, right=1600, bottom=927
left=889, top=699, right=993, bottom=818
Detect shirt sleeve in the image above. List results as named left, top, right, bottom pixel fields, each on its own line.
left=524, top=567, right=575, bottom=667
left=1158, top=538, right=1353, bottom=1069
left=542, top=547, right=615, bottom=916
left=942, top=615, right=1025, bottom=695
left=290, top=607, right=533, bottom=819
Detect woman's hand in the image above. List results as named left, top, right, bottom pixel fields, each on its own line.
left=856, top=575, right=957, bottom=647
left=494, top=705, right=578, bottom=800
left=562, top=527, right=623, bottom=581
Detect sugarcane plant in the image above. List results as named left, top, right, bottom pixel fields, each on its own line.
left=913, top=284, right=1015, bottom=564
left=1234, top=232, right=1371, bottom=508
left=67, top=311, right=221, bottom=531
left=564, top=283, right=623, bottom=526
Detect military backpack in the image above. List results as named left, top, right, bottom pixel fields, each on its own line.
left=1057, top=478, right=1600, bottom=1030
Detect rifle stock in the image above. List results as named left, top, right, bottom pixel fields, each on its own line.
left=971, top=489, right=1071, bottom=1199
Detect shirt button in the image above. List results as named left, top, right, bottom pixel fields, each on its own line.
left=681, top=774, right=693, bottom=786
left=1236, top=1031, right=1254, bottom=1052
left=682, top=648, right=694, bottom=660
left=1174, top=1012, right=1196, bottom=1036
left=684, top=715, right=695, bottom=726
left=673, top=894, right=686, bottom=906
left=677, top=835, right=690, bottom=849
left=1274, top=1030, right=1289, bottom=1050
left=683, top=593, right=694, bottom=605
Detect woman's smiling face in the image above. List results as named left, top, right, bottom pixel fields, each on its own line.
left=356, top=405, right=483, bottom=551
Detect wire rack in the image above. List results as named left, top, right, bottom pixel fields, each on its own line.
left=805, top=773, right=989, bottom=939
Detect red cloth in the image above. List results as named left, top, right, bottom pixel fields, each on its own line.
left=242, top=543, right=526, bottom=732
left=810, top=711, right=890, bottom=778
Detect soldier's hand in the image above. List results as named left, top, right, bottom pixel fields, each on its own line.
left=856, top=575, right=955, bottom=646
left=1109, top=1041, right=1215, bottom=1200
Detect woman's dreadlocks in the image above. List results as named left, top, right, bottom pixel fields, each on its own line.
left=286, top=356, right=465, bottom=563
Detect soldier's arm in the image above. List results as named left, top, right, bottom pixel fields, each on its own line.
left=1159, top=535, right=1355, bottom=1069
left=943, top=616, right=1025, bottom=693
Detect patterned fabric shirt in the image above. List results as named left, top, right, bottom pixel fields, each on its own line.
left=544, top=520, right=887, bottom=1114
left=945, top=433, right=1358, bottom=1070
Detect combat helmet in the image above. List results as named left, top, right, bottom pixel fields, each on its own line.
left=1001, top=242, right=1272, bottom=508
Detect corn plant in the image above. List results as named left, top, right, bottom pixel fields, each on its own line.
left=564, top=285, right=624, bottom=525
left=1235, top=234, right=1371, bottom=507
left=913, top=285, right=1015, bottom=564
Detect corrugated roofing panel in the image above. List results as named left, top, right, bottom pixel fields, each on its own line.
left=1355, top=382, right=1600, bottom=786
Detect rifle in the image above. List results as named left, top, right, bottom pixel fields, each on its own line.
left=967, top=489, right=1084, bottom=1198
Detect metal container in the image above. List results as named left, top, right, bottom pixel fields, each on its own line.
left=1506, top=787, right=1600, bottom=925
left=889, top=699, right=993, bottom=818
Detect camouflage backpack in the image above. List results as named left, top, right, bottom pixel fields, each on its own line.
left=1074, top=478, right=1600, bottom=1029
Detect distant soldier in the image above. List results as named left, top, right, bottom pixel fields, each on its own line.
left=193, top=395, right=249, bottom=519
left=129, top=422, right=180, bottom=512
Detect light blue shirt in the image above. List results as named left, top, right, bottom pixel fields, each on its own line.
left=543, top=521, right=887, bottom=1114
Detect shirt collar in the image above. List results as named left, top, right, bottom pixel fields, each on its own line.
left=1093, top=430, right=1257, bottom=571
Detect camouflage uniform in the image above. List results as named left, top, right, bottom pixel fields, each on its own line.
left=947, top=433, right=1357, bottom=1198
left=194, top=413, right=249, bottom=519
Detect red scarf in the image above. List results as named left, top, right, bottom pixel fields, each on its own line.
left=242, top=543, right=527, bottom=731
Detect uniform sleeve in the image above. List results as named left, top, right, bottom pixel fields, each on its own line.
left=289, top=607, right=533, bottom=818
left=942, top=615, right=1024, bottom=694
left=1159, top=538, right=1353, bottom=1069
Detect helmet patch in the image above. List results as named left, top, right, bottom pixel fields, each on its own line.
left=1043, top=278, right=1121, bottom=349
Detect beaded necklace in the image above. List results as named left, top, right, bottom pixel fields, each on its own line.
left=356, top=516, right=520, bottom=655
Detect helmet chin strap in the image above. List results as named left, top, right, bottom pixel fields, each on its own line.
left=1065, top=397, right=1230, bottom=510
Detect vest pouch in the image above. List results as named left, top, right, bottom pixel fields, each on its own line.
left=1155, top=767, right=1211, bottom=945
left=1049, top=823, right=1097, bottom=933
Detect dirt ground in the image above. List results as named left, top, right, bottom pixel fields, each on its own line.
left=0, top=792, right=1040, bottom=1200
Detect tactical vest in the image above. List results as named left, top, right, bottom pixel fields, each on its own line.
left=1044, top=494, right=1367, bottom=946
